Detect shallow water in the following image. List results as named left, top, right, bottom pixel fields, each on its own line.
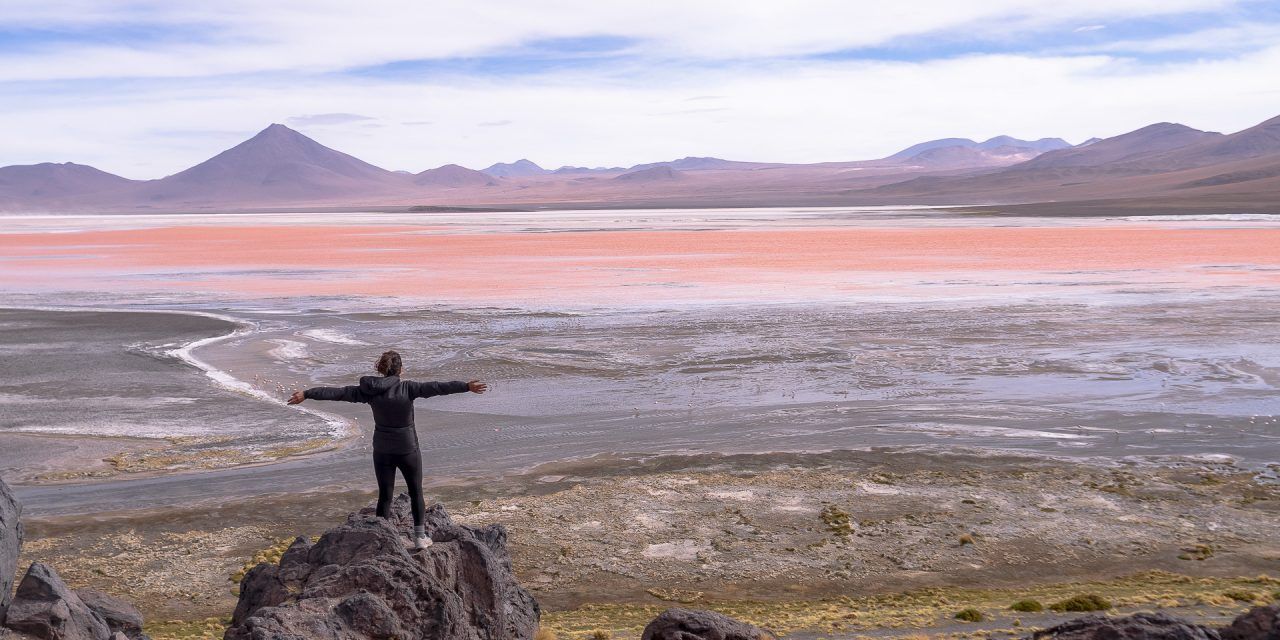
left=200, top=300, right=1280, bottom=464
left=2, top=207, right=1279, bottom=514
left=0, top=308, right=341, bottom=445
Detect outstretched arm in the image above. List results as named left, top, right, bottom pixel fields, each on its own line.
left=409, top=379, right=486, bottom=399
left=288, top=385, right=367, bottom=404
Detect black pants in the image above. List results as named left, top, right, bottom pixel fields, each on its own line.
left=373, top=451, right=424, bottom=527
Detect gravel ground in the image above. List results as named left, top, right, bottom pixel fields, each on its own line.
left=16, top=449, right=1280, bottom=638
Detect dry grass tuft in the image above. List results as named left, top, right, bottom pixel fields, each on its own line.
left=1009, top=599, right=1043, bottom=612
left=1049, top=594, right=1110, bottom=612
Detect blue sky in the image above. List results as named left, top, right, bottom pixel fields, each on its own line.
left=1, top=1, right=1278, bottom=177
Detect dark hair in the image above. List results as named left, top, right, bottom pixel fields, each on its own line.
left=375, top=350, right=402, bottom=377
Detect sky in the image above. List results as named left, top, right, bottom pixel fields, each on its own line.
left=2, top=1, right=1279, bottom=178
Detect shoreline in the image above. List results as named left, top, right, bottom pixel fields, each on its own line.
left=0, top=305, right=361, bottom=484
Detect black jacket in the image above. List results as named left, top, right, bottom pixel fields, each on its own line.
left=304, top=375, right=470, bottom=454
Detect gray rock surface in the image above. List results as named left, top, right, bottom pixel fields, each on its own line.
left=1030, top=612, right=1220, bottom=640
left=73, top=591, right=148, bottom=640
left=1220, top=606, right=1280, bottom=640
left=641, top=608, right=775, bottom=640
left=4, top=563, right=110, bottom=640
left=0, top=478, right=22, bottom=622
left=223, top=494, right=540, bottom=640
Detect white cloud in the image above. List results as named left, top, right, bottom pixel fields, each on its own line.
left=1077, top=23, right=1280, bottom=53
left=286, top=113, right=375, bottom=126
left=0, top=0, right=1242, bottom=80
left=4, top=43, right=1279, bottom=178
left=0, top=1, right=1277, bottom=176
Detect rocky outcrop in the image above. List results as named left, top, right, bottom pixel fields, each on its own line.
left=0, top=481, right=147, bottom=640
left=641, top=608, right=775, bottom=640
left=224, top=494, right=540, bottom=640
left=3, top=563, right=111, bottom=640
left=0, top=478, right=22, bottom=622
left=1030, top=612, right=1220, bottom=640
left=74, top=591, right=148, bottom=640
left=1220, top=606, right=1280, bottom=640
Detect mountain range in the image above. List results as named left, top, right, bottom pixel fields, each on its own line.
left=2, top=114, right=1277, bottom=213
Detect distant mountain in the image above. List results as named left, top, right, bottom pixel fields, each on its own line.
left=628, top=157, right=769, bottom=171
left=1018, top=123, right=1220, bottom=170
left=886, top=138, right=976, bottom=160
left=135, top=123, right=405, bottom=203
left=858, top=115, right=1280, bottom=208
left=482, top=159, right=547, bottom=178
left=414, top=164, right=496, bottom=187
left=0, top=162, right=135, bottom=200
left=613, top=166, right=683, bottom=182
left=553, top=165, right=625, bottom=174
left=1077, top=137, right=1103, bottom=147
left=904, top=145, right=1040, bottom=169
left=975, top=136, right=1071, bottom=152
left=3, top=114, right=1277, bottom=213
left=886, top=136, right=1069, bottom=161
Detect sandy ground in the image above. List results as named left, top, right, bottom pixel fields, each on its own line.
left=18, top=450, right=1280, bottom=639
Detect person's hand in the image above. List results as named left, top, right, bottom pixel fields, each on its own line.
left=287, top=391, right=305, bottom=405
left=467, top=380, right=488, bottom=394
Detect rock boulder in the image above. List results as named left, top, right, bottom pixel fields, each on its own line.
left=74, top=591, right=148, bottom=640
left=223, top=494, right=540, bottom=640
left=1030, top=612, right=1220, bottom=640
left=641, top=608, right=775, bottom=640
left=0, top=478, right=22, bottom=622
left=4, top=563, right=111, bottom=640
left=1220, top=605, right=1280, bottom=640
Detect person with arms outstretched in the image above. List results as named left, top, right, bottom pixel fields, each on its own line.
left=289, top=350, right=486, bottom=549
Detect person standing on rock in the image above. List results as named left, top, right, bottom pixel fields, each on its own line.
left=288, top=350, right=486, bottom=549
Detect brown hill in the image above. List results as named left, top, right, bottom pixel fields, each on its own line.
left=481, top=159, right=547, bottom=178
left=612, top=166, right=684, bottom=182
left=886, top=136, right=1070, bottom=161
left=627, top=157, right=774, bottom=171
left=902, top=145, right=1041, bottom=169
left=1133, top=114, right=1280, bottom=171
left=0, top=162, right=135, bottom=207
left=414, top=164, right=497, bottom=187
left=1017, top=123, right=1220, bottom=169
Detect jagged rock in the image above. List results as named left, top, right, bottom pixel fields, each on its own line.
left=1221, top=606, right=1280, bottom=640
left=223, top=494, right=540, bottom=640
left=276, top=536, right=314, bottom=587
left=1030, top=612, right=1219, bottom=639
left=641, top=608, right=776, bottom=640
left=229, top=564, right=290, bottom=626
left=74, top=591, right=149, bottom=640
left=1, top=477, right=23, bottom=622
left=4, top=563, right=111, bottom=640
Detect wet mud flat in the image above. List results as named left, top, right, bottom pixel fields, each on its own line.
left=19, top=449, right=1280, bottom=639
left=0, top=307, right=344, bottom=482
left=12, top=295, right=1280, bottom=524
